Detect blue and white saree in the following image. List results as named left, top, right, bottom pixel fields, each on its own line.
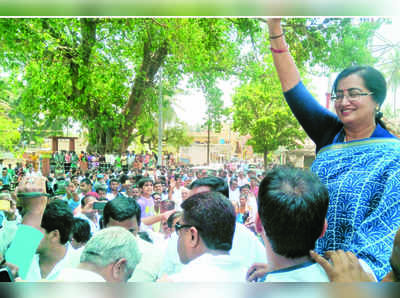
left=312, top=138, right=400, bottom=281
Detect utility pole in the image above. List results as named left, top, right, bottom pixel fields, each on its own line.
left=157, top=67, right=163, bottom=167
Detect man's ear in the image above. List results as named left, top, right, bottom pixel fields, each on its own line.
left=112, top=258, right=127, bottom=282
left=189, top=227, right=200, bottom=248
left=319, top=219, right=328, bottom=239
left=49, top=229, right=61, bottom=243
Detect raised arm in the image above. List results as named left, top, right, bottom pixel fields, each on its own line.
left=267, top=18, right=300, bottom=92
left=267, top=18, right=341, bottom=149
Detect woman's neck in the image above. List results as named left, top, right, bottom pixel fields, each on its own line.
left=344, top=122, right=376, bottom=142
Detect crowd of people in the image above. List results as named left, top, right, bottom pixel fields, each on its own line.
left=1, top=18, right=400, bottom=283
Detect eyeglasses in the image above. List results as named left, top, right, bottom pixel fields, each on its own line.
left=175, top=222, right=199, bottom=235
left=331, top=88, right=373, bottom=103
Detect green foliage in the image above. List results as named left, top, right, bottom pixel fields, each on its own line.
left=282, top=18, right=383, bottom=73
left=0, top=104, right=21, bottom=152
left=0, top=18, right=260, bottom=153
left=232, top=55, right=306, bottom=167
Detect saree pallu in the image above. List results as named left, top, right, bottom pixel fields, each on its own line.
left=312, top=138, right=400, bottom=281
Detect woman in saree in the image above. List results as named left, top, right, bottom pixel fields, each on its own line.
left=267, top=18, right=400, bottom=281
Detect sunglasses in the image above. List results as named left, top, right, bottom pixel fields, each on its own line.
left=175, top=222, right=200, bottom=235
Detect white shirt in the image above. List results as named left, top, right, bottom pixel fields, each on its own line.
left=172, top=188, right=182, bottom=211
left=128, top=237, right=163, bottom=282
left=229, top=187, right=240, bottom=205
left=265, top=258, right=376, bottom=282
left=75, top=213, right=100, bottom=234
left=238, top=177, right=249, bottom=187
left=159, top=222, right=267, bottom=277
left=169, top=253, right=248, bottom=282
left=57, top=267, right=105, bottom=282
left=25, top=244, right=81, bottom=281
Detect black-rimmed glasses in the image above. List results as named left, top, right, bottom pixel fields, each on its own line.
left=331, top=88, right=373, bottom=103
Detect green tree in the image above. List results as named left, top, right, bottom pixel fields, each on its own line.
left=0, top=102, right=21, bottom=152
left=0, top=18, right=260, bottom=153
left=232, top=58, right=306, bottom=169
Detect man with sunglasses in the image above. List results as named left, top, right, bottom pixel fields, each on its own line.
left=165, top=191, right=247, bottom=282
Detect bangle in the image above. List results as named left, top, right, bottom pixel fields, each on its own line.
left=269, top=32, right=284, bottom=40
left=270, top=47, right=288, bottom=54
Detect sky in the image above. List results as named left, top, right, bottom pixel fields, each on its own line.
left=174, top=17, right=400, bottom=126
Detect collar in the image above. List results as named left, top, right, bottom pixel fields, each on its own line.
left=266, top=260, right=316, bottom=276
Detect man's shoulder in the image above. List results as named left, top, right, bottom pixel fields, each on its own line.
left=57, top=267, right=105, bottom=282
left=265, top=262, right=329, bottom=282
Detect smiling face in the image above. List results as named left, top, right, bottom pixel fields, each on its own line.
left=334, top=74, right=378, bottom=129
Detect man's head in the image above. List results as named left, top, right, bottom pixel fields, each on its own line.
left=71, top=176, right=79, bottom=187
left=79, top=178, right=92, bottom=194
left=181, top=187, right=190, bottom=202
left=188, top=176, right=229, bottom=198
left=103, top=197, right=141, bottom=236
left=137, top=178, right=153, bottom=197
left=229, top=178, right=238, bottom=190
left=153, top=181, right=163, bottom=194
left=96, top=185, right=108, bottom=200
left=127, top=185, right=140, bottom=199
left=177, top=191, right=236, bottom=264
left=66, top=181, right=77, bottom=193
left=81, top=194, right=99, bottom=217
left=79, top=227, right=141, bottom=282
left=258, top=166, right=329, bottom=259
left=152, top=192, right=162, bottom=209
left=167, top=211, right=183, bottom=233
left=110, top=179, right=120, bottom=192
left=70, top=218, right=92, bottom=249
left=250, top=176, right=258, bottom=187
left=38, top=200, right=74, bottom=254
left=239, top=184, right=251, bottom=196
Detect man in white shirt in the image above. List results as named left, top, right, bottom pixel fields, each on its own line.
left=228, top=177, right=240, bottom=205
left=163, top=191, right=248, bottom=282
left=102, top=196, right=164, bottom=282
left=57, top=227, right=141, bottom=282
left=75, top=194, right=100, bottom=234
left=159, top=176, right=266, bottom=280
left=24, top=200, right=76, bottom=281
left=237, top=171, right=248, bottom=187
left=247, top=166, right=376, bottom=282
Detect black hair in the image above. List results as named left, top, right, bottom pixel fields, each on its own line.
left=138, top=231, right=153, bottom=244
left=258, top=166, right=329, bottom=259
left=239, top=184, right=250, bottom=191
left=167, top=211, right=183, bottom=229
left=161, top=200, right=175, bottom=211
left=110, top=178, right=120, bottom=184
left=137, top=177, right=153, bottom=188
left=71, top=218, right=92, bottom=244
left=229, top=177, right=238, bottom=186
left=41, top=200, right=74, bottom=245
left=119, top=175, right=128, bottom=184
left=332, top=65, right=387, bottom=129
left=81, top=194, right=96, bottom=208
left=181, top=191, right=235, bottom=251
left=103, top=196, right=141, bottom=227
left=189, top=176, right=229, bottom=198
left=80, top=178, right=92, bottom=186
